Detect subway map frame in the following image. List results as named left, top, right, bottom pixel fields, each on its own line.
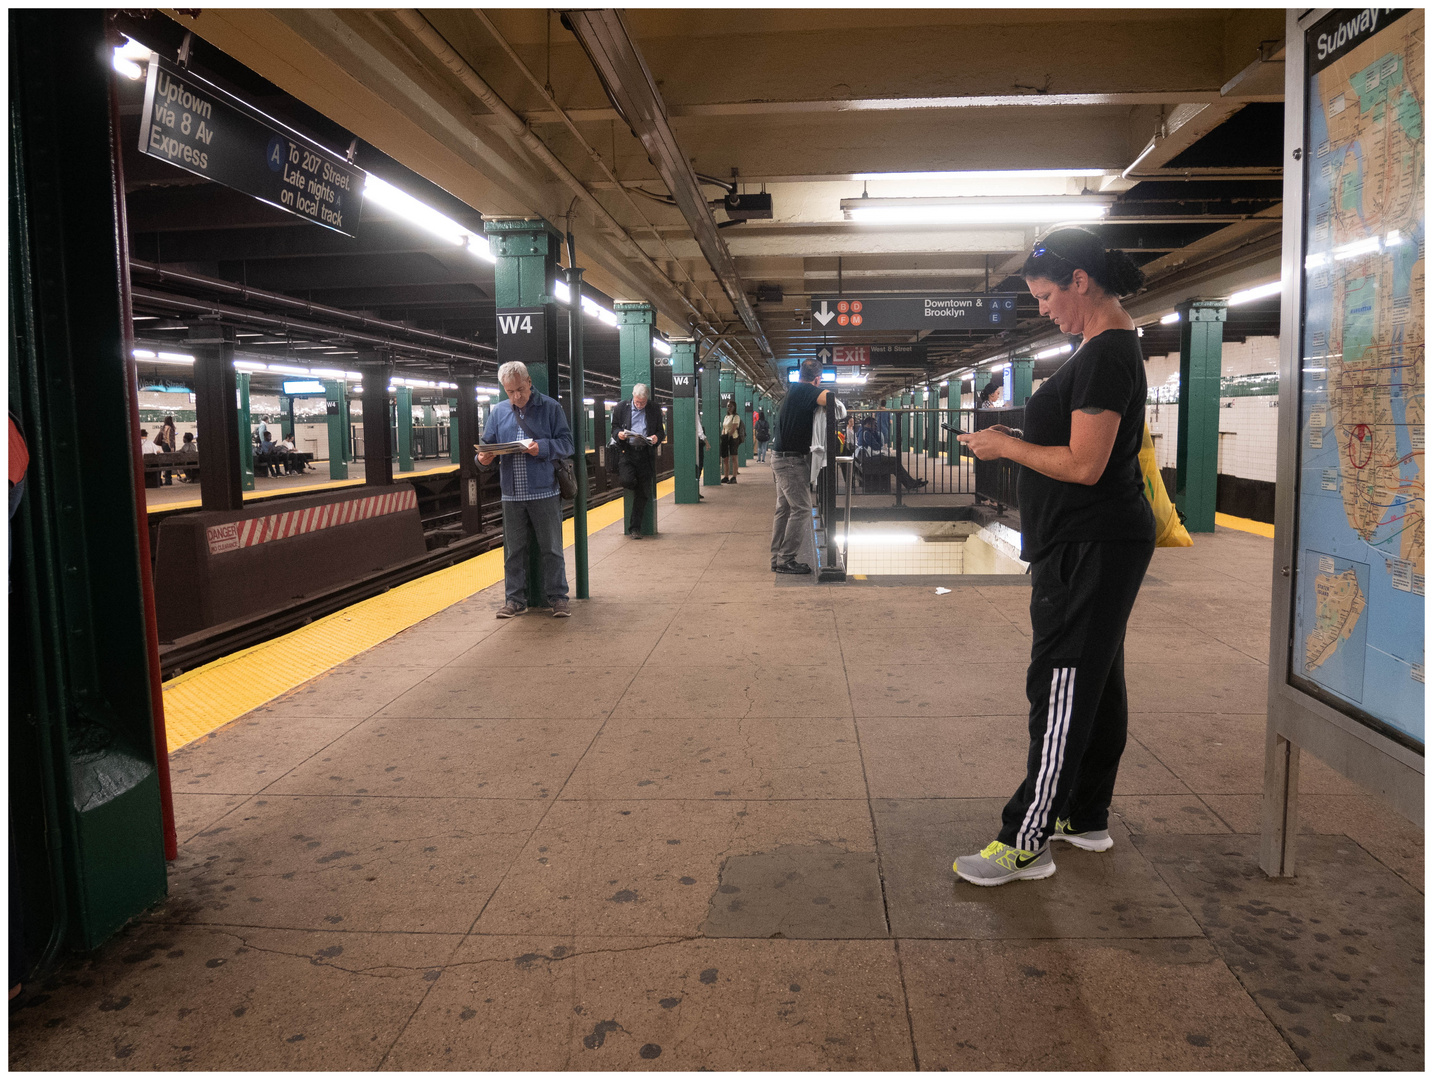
left=1265, top=8, right=1423, bottom=862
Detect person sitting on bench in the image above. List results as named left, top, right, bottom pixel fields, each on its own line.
left=855, top=416, right=925, bottom=490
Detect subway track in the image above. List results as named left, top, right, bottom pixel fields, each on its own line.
left=152, top=471, right=661, bottom=680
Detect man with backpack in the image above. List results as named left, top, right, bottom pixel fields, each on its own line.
left=754, top=412, right=771, bottom=462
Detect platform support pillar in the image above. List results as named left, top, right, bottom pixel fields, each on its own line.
left=395, top=386, right=413, bottom=473
left=738, top=378, right=753, bottom=465
left=672, top=339, right=699, bottom=504
left=1009, top=359, right=1034, bottom=408
left=190, top=320, right=244, bottom=508
left=357, top=351, right=394, bottom=488
left=618, top=300, right=657, bottom=535
left=701, top=359, right=722, bottom=486
left=324, top=380, right=350, bottom=480
left=455, top=377, right=483, bottom=537
left=486, top=216, right=565, bottom=607
left=1176, top=299, right=1226, bottom=533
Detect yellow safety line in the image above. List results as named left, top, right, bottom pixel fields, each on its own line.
left=1215, top=512, right=1276, bottom=538
left=150, top=465, right=460, bottom=513
left=161, top=479, right=673, bottom=750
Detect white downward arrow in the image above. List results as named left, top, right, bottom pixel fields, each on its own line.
left=813, top=300, right=834, bottom=326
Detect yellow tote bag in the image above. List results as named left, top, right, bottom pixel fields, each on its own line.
left=1140, top=424, right=1193, bottom=548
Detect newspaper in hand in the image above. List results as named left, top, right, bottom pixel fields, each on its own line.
left=475, top=439, right=535, bottom=456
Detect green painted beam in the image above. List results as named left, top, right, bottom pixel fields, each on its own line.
left=326, top=380, right=350, bottom=479
left=701, top=361, right=722, bottom=485
left=1175, top=299, right=1226, bottom=532
left=618, top=301, right=657, bottom=534
left=672, top=340, right=699, bottom=503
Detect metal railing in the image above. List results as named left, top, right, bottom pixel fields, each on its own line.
left=834, top=408, right=976, bottom=504
left=827, top=406, right=1025, bottom=511
left=972, top=407, right=1024, bottom=510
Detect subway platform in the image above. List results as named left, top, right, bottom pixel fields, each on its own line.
left=9, top=466, right=1424, bottom=1071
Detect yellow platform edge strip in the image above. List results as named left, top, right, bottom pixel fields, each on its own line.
left=1214, top=512, right=1276, bottom=539
left=161, top=480, right=672, bottom=750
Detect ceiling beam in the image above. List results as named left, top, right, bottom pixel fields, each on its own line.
left=563, top=9, right=774, bottom=375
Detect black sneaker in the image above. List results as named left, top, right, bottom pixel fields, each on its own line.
left=774, top=560, right=812, bottom=575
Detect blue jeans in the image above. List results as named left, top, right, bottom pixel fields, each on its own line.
left=501, top=495, right=568, bottom=608
left=756, top=440, right=769, bottom=461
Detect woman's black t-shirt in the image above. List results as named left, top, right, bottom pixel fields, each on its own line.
left=1017, top=329, right=1155, bottom=563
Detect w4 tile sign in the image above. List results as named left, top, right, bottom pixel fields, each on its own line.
left=811, top=294, right=1017, bottom=331
left=139, top=55, right=364, bottom=236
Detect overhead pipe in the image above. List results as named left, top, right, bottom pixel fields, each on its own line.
left=388, top=11, right=725, bottom=357
left=562, top=9, right=774, bottom=370
left=129, top=259, right=495, bottom=356
left=470, top=9, right=728, bottom=336
left=130, top=286, right=500, bottom=369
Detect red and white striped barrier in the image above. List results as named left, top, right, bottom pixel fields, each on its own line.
left=205, top=489, right=418, bottom=555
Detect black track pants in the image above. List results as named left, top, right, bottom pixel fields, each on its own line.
left=998, top=538, right=1154, bottom=852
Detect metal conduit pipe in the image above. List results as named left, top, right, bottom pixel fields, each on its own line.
left=389, top=11, right=726, bottom=354
left=469, top=9, right=727, bottom=334
left=129, top=260, right=496, bottom=356
left=130, top=286, right=500, bottom=368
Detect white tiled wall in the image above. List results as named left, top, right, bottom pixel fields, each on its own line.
left=1143, top=335, right=1281, bottom=482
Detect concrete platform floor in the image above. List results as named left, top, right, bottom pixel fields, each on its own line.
left=11, top=463, right=1424, bottom=1070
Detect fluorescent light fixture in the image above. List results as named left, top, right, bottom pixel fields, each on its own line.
left=842, top=195, right=1111, bottom=225
left=477, top=395, right=492, bottom=403
left=155, top=351, right=195, bottom=363
left=852, top=168, right=1110, bottom=181
left=111, top=37, right=149, bottom=80
left=1160, top=312, right=1180, bottom=325
left=364, top=174, right=495, bottom=265
left=234, top=361, right=268, bottom=372
left=652, top=338, right=672, bottom=356
left=553, top=279, right=572, bottom=303
left=307, top=368, right=347, bottom=379
left=1304, top=252, right=1328, bottom=270
left=604, top=400, right=619, bottom=407
left=834, top=531, right=920, bottom=548
left=582, top=397, right=595, bottom=405
left=1228, top=280, right=1283, bottom=306
left=266, top=363, right=313, bottom=376
left=364, top=174, right=468, bottom=245
left=1035, top=343, right=1073, bottom=360
left=474, top=386, right=501, bottom=396
left=132, top=349, right=156, bottom=359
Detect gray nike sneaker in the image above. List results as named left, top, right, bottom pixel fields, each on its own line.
left=954, top=841, right=1055, bottom=886
left=1049, top=818, right=1114, bottom=851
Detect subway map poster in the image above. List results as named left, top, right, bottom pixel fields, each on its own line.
left=1294, top=8, right=1423, bottom=745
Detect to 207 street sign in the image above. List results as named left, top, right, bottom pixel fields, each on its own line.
left=139, top=55, right=364, bottom=236
left=810, top=294, right=1018, bottom=331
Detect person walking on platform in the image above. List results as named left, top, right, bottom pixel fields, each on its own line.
left=719, top=399, right=742, bottom=483
left=754, top=412, right=771, bottom=462
left=477, top=361, right=575, bottom=618
left=611, top=382, right=665, bottom=539
left=953, top=227, right=1155, bottom=886
left=769, top=358, right=831, bottom=574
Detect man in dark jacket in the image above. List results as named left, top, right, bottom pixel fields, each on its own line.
left=609, top=383, right=665, bottom=539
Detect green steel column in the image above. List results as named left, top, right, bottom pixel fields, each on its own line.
left=901, top=392, right=913, bottom=453
left=738, top=378, right=753, bottom=464
left=913, top=386, right=926, bottom=455
left=485, top=217, right=564, bottom=606
left=1176, top=299, right=1226, bottom=533
left=1011, top=360, right=1034, bottom=407
left=565, top=259, right=590, bottom=599
left=700, top=360, right=722, bottom=485
left=396, top=385, right=413, bottom=473
left=448, top=397, right=460, bottom=464
left=236, top=371, right=255, bottom=491
left=324, top=380, right=349, bottom=480
left=617, top=300, right=657, bottom=534
left=672, top=340, right=699, bottom=503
